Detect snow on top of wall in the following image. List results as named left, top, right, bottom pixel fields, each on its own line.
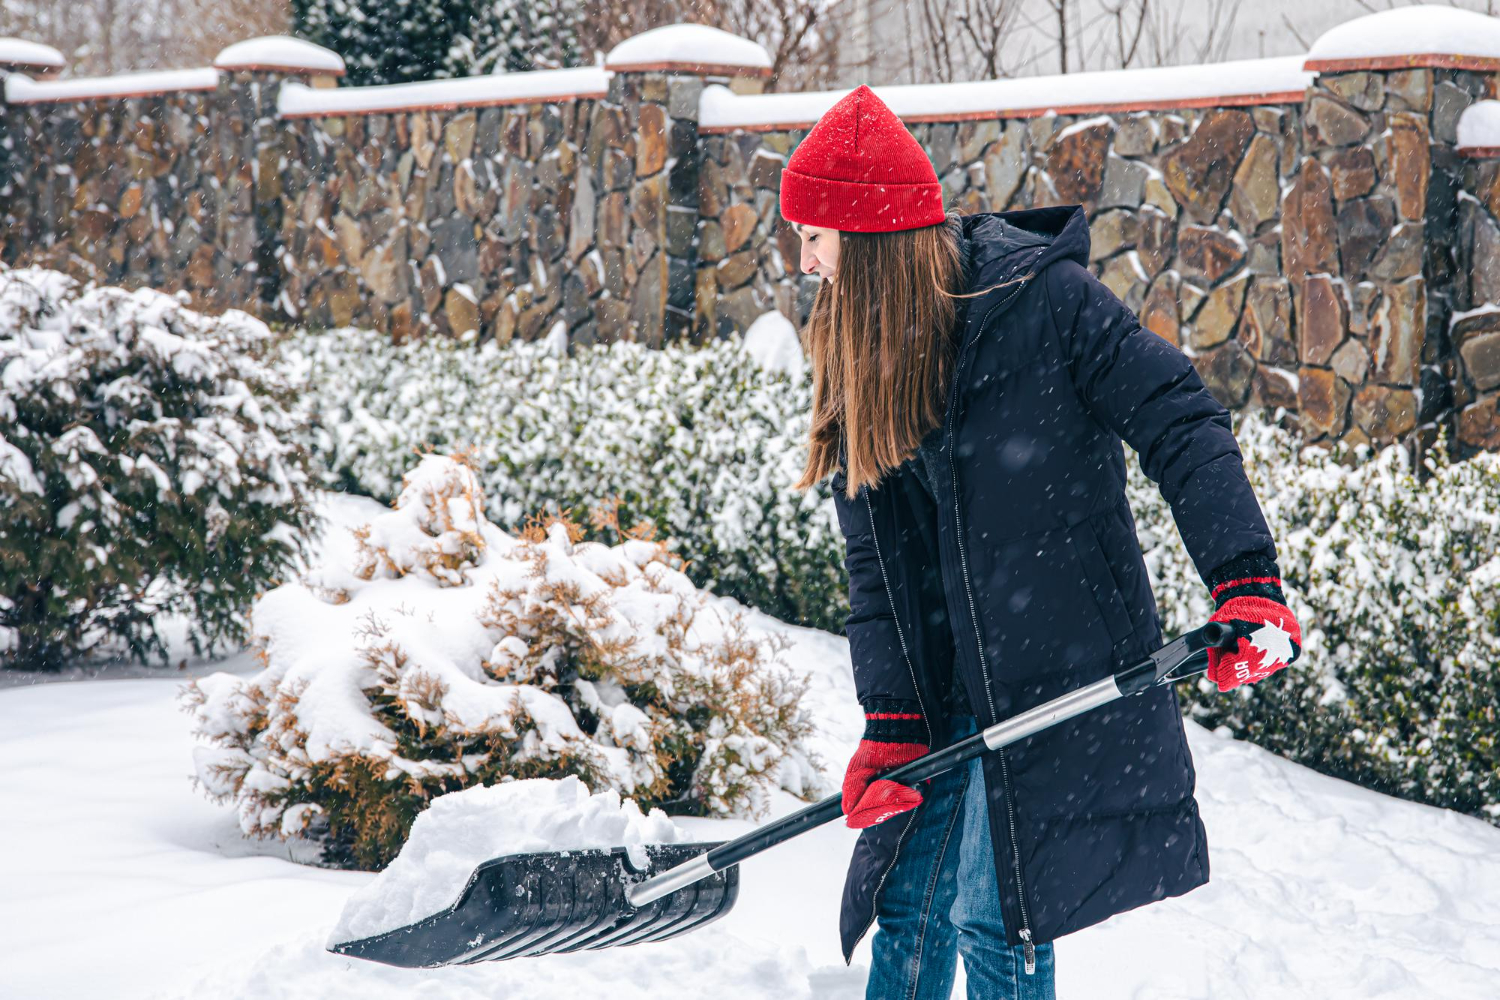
left=0, top=37, right=64, bottom=69
left=4, top=67, right=219, bottom=104
left=278, top=66, right=609, bottom=117
left=215, top=36, right=344, bottom=75
left=1306, top=7, right=1500, bottom=66
left=700, top=55, right=1313, bottom=131
left=1458, top=100, right=1500, bottom=150
left=604, top=23, right=771, bottom=71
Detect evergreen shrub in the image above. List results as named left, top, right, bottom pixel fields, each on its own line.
left=1132, top=418, right=1500, bottom=824
left=0, top=269, right=312, bottom=670
left=291, top=0, right=587, bottom=85
left=279, top=325, right=848, bottom=634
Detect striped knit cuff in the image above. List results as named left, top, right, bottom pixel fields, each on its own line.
left=861, top=698, right=927, bottom=744
left=1208, top=552, right=1286, bottom=608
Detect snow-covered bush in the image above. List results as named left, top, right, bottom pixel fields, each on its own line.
left=292, top=0, right=587, bottom=85
left=0, top=269, right=312, bottom=670
left=1132, top=414, right=1500, bottom=824
left=278, top=317, right=846, bottom=633
left=184, top=454, right=820, bottom=869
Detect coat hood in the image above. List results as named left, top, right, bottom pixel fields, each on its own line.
left=940, top=205, right=1091, bottom=358
left=955, top=205, right=1092, bottom=295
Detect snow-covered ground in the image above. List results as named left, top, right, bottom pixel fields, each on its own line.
left=3, top=495, right=1499, bottom=1000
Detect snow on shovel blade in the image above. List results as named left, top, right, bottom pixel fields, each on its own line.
left=327, top=842, right=738, bottom=968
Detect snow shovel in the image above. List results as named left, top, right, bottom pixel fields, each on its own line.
left=328, top=621, right=1234, bottom=968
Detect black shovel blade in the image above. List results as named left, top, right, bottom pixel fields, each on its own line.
left=327, top=842, right=738, bottom=969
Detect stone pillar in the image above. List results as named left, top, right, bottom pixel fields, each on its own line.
left=603, top=26, right=772, bottom=346
left=0, top=37, right=65, bottom=79
left=212, top=37, right=346, bottom=313
left=0, top=39, right=66, bottom=266
left=1290, top=65, right=1426, bottom=446
left=1298, top=10, right=1500, bottom=449
left=600, top=68, right=678, bottom=348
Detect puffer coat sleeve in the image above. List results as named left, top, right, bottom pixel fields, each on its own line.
left=828, top=467, right=935, bottom=738
left=1040, top=259, right=1277, bottom=583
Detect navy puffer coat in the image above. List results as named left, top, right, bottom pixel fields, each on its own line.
left=830, top=206, right=1277, bottom=961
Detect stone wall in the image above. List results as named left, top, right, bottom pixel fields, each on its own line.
left=269, top=70, right=717, bottom=347
left=0, top=80, right=274, bottom=313
left=702, top=105, right=1306, bottom=422
left=1286, top=65, right=1495, bottom=448
left=7, top=20, right=1500, bottom=454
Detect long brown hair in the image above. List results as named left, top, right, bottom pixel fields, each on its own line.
left=793, top=212, right=996, bottom=500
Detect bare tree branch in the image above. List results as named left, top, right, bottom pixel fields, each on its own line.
left=1280, top=12, right=1312, bottom=52
left=955, top=0, right=1026, bottom=79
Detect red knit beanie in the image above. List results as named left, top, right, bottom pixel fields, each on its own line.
left=780, top=85, right=945, bottom=233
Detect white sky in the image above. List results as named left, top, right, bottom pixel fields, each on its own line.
left=855, top=0, right=1500, bottom=85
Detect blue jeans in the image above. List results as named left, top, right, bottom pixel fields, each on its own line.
left=865, top=716, right=1057, bottom=1000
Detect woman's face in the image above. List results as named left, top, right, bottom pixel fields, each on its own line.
left=795, top=223, right=840, bottom=281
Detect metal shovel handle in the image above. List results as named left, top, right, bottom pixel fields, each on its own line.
left=626, top=622, right=1235, bottom=908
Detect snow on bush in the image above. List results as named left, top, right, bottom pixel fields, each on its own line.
left=184, top=454, right=820, bottom=869
left=275, top=320, right=1500, bottom=826
left=329, top=775, right=688, bottom=943
left=0, top=269, right=312, bottom=670
left=351, top=453, right=487, bottom=586
left=1132, top=415, right=1500, bottom=823
left=277, top=321, right=846, bottom=633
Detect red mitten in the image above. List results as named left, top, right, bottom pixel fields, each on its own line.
left=842, top=701, right=929, bottom=829
left=1207, top=554, right=1302, bottom=692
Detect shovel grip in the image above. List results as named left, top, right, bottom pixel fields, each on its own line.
left=628, top=622, right=1234, bottom=908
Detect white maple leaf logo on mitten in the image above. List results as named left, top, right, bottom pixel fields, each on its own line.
left=1246, top=618, right=1294, bottom=671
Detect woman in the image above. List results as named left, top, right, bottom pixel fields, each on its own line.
left=781, top=86, right=1301, bottom=999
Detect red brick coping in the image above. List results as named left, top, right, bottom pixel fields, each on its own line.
left=603, top=61, right=772, bottom=78
left=217, top=63, right=346, bottom=77
left=1304, top=53, right=1500, bottom=73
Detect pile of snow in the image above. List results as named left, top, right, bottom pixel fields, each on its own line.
left=0, top=37, right=64, bottom=70
left=330, top=776, right=688, bottom=944
left=3, top=507, right=1500, bottom=999
left=1305, top=6, right=1500, bottom=66
left=4, top=67, right=219, bottom=103
left=215, top=36, right=345, bottom=75
left=604, top=24, right=771, bottom=71
left=279, top=67, right=608, bottom=117
left=741, top=310, right=805, bottom=378
left=1458, top=100, right=1500, bottom=150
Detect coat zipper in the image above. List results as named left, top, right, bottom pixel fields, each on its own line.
left=855, top=485, right=933, bottom=951
left=946, top=291, right=1038, bottom=975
